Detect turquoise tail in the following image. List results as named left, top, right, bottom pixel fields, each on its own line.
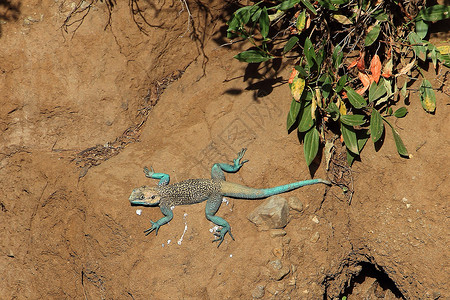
left=221, top=179, right=330, bottom=199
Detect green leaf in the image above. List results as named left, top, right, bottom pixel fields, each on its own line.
left=347, top=129, right=370, bottom=166
left=344, top=86, right=367, bottom=108
left=318, top=0, right=337, bottom=11
left=298, top=98, right=315, bottom=132
left=250, top=7, right=263, bottom=23
left=315, top=46, right=325, bottom=68
left=393, top=107, right=408, bottom=118
left=284, top=36, right=299, bottom=53
left=375, top=78, right=394, bottom=106
left=418, top=5, right=450, bottom=22
left=372, top=9, right=388, bottom=21
left=300, top=0, right=317, bottom=14
left=335, top=74, right=347, bottom=93
left=234, top=49, right=274, bottom=63
left=437, top=52, right=450, bottom=68
left=326, top=102, right=340, bottom=121
left=391, top=127, right=409, bottom=157
left=408, top=32, right=427, bottom=61
left=322, top=75, right=332, bottom=99
left=304, top=127, right=320, bottom=166
left=340, top=114, right=366, bottom=126
left=365, top=24, right=381, bottom=46
left=227, top=16, right=240, bottom=37
left=294, top=65, right=308, bottom=78
left=370, top=109, right=384, bottom=143
left=287, top=99, right=302, bottom=132
left=330, top=0, right=348, bottom=5
left=259, top=7, right=270, bottom=39
left=368, top=79, right=387, bottom=103
left=296, top=10, right=307, bottom=32
left=415, top=19, right=429, bottom=39
left=426, top=43, right=440, bottom=68
left=419, top=79, right=436, bottom=113
left=332, top=45, right=343, bottom=70
left=234, top=5, right=253, bottom=25
left=341, top=123, right=359, bottom=154
left=278, top=0, right=301, bottom=11
left=304, top=38, right=316, bottom=68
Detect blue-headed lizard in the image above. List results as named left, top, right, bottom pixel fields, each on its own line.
left=129, top=148, right=331, bottom=246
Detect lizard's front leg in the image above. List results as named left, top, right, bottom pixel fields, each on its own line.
left=144, top=205, right=173, bottom=236
left=205, top=194, right=234, bottom=247
left=211, top=148, right=249, bottom=180
left=143, top=166, right=170, bottom=186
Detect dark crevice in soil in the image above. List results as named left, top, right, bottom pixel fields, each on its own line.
left=340, top=262, right=406, bottom=299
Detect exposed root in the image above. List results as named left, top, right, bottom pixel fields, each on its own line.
left=73, top=69, right=187, bottom=178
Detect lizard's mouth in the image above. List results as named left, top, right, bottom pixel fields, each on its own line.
left=129, top=197, right=158, bottom=206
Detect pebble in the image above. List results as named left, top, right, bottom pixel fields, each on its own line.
left=288, top=196, right=303, bottom=212
left=270, top=229, right=287, bottom=238
left=272, top=247, right=284, bottom=258
left=312, top=215, right=319, bottom=224
left=287, top=276, right=296, bottom=286
left=310, top=231, right=320, bottom=243
left=251, top=285, right=265, bottom=299
left=268, top=259, right=290, bottom=280
left=265, top=281, right=286, bottom=296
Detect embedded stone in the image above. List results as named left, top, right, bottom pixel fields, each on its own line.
left=247, top=195, right=289, bottom=231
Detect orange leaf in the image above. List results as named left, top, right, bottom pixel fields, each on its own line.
left=356, top=87, right=368, bottom=95
left=370, top=54, right=381, bottom=83
left=347, top=59, right=358, bottom=70
left=288, top=68, right=298, bottom=84
left=358, top=72, right=371, bottom=88
left=357, top=52, right=365, bottom=71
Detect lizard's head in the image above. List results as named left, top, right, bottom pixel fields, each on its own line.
left=129, top=186, right=161, bottom=206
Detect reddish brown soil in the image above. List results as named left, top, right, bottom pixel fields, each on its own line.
left=1, top=1, right=448, bottom=299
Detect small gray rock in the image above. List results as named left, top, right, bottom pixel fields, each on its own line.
left=268, top=259, right=290, bottom=281
left=247, top=195, right=289, bottom=231
left=288, top=196, right=303, bottom=212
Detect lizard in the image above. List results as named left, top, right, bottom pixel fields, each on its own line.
left=129, top=148, right=331, bottom=247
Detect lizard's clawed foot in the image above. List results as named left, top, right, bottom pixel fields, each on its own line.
left=233, top=148, right=249, bottom=168
left=143, top=166, right=155, bottom=178
left=212, top=226, right=235, bottom=247
left=144, top=220, right=160, bottom=236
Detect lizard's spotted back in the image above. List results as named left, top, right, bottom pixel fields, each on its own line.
left=159, top=179, right=221, bottom=206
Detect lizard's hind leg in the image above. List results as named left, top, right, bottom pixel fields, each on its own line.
left=211, top=148, right=249, bottom=180
left=205, top=194, right=234, bottom=247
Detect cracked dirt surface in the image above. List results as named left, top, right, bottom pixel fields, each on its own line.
left=1, top=1, right=449, bottom=299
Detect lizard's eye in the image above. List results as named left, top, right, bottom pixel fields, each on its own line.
left=139, top=194, right=145, bottom=200
left=151, top=195, right=156, bottom=199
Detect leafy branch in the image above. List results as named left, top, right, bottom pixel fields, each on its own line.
left=227, top=0, right=449, bottom=166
